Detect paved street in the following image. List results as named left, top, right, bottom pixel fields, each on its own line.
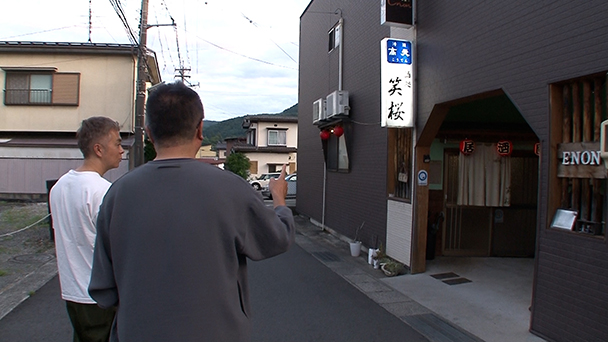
left=0, top=234, right=427, bottom=342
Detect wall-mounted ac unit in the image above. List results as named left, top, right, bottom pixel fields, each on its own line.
left=326, top=90, right=349, bottom=118
left=312, top=98, right=327, bottom=124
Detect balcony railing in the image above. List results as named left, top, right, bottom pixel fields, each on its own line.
left=4, top=89, right=52, bottom=105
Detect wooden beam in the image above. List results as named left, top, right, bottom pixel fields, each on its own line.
left=549, top=84, right=565, bottom=224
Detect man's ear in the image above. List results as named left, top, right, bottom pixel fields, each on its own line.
left=196, top=121, right=203, bottom=141
left=145, top=127, right=154, bottom=144
left=93, top=143, right=104, bottom=158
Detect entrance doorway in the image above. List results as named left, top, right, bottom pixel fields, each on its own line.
left=442, top=149, right=538, bottom=257
left=416, top=90, right=540, bottom=268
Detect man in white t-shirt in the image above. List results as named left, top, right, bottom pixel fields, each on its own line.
left=50, top=116, right=124, bottom=342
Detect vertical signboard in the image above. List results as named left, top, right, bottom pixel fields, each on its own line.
left=381, top=38, right=414, bottom=128
left=381, top=0, right=414, bottom=28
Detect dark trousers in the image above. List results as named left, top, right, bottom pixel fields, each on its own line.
left=65, top=301, right=115, bottom=342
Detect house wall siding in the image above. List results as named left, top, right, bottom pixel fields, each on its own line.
left=0, top=157, right=128, bottom=194
left=0, top=53, right=136, bottom=132
left=416, top=1, right=608, bottom=340
left=299, top=0, right=391, bottom=247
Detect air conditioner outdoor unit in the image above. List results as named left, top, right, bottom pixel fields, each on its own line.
left=326, top=90, right=349, bottom=118
left=312, top=98, right=327, bottom=124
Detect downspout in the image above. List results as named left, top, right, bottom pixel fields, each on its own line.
left=322, top=11, right=344, bottom=231
left=338, top=14, right=344, bottom=91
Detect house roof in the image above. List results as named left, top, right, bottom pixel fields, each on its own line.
left=0, top=41, right=161, bottom=84
left=242, top=115, right=298, bottom=129
left=232, top=145, right=297, bottom=153
left=0, top=135, right=135, bottom=148
left=197, top=158, right=225, bottom=166
left=0, top=41, right=138, bottom=54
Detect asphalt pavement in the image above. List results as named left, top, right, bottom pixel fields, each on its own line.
left=0, top=211, right=481, bottom=342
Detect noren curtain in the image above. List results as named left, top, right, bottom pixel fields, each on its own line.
left=457, top=143, right=511, bottom=207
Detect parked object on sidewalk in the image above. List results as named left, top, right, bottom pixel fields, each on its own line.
left=381, top=260, right=405, bottom=277
left=349, top=241, right=362, bottom=257
left=349, top=221, right=365, bottom=257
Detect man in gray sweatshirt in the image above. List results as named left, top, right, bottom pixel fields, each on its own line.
left=89, top=81, right=295, bottom=341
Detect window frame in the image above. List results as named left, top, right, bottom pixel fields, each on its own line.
left=326, top=133, right=349, bottom=172
left=3, top=69, right=80, bottom=106
left=328, top=22, right=341, bottom=53
left=267, top=129, right=287, bottom=146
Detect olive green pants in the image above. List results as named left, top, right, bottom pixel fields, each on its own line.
left=65, top=301, right=115, bottom=342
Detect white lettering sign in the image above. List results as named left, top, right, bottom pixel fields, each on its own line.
left=562, top=151, right=602, bottom=165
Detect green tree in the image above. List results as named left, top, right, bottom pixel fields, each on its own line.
left=225, top=152, right=250, bottom=180
left=144, top=137, right=156, bottom=163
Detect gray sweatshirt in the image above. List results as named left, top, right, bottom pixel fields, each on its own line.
left=89, top=159, right=295, bottom=342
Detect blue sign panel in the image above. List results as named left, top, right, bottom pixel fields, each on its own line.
left=386, top=39, right=412, bottom=64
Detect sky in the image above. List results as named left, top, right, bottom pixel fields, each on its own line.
left=0, top=0, right=310, bottom=121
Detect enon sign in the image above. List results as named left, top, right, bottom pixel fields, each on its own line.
left=557, top=142, right=606, bottom=179
left=562, top=150, right=602, bottom=165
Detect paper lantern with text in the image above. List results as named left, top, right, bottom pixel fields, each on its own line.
left=497, top=140, right=513, bottom=156
left=459, top=139, right=475, bottom=155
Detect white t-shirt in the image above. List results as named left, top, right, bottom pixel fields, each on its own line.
left=50, top=170, right=111, bottom=304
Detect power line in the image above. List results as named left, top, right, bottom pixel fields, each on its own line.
left=1, top=25, right=81, bottom=40
left=240, top=12, right=297, bottom=64
left=107, top=0, right=138, bottom=45
left=190, top=32, right=297, bottom=71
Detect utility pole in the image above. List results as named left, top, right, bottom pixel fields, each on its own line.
left=175, top=67, right=191, bottom=82
left=133, top=0, right=149, bottom=168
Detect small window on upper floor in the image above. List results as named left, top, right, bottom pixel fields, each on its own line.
left=247, top=129, right=256, bottom=146
left=328, top=22, right=341, bottom=53
left=3, top=70, right=80, bottom=106
left=268, top=129, right=287, bottom=146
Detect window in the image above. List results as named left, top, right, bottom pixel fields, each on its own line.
left=327, top=134, right=349, bottom=171
left=247, top=129, right=256, bottom=146
left=268, top=129, right=287, bottom=146
left=4, top=70, right=80, bottom=106
left=388, top=128, right=412, bottom=201
left=328, top=22, right=341, bottom=52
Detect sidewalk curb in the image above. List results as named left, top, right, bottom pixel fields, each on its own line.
left=293, top=215, right=483, bottom=342
left=0, top=257, right=58, bottom=321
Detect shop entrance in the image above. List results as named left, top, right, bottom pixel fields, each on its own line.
left=417, top=90, right=539, bottom=268
left=442, top=150, right=538, bottom=257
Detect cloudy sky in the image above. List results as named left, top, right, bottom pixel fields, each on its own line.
left=0, top=0, right=310, bottom=121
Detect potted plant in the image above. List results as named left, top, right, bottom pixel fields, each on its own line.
left=381, top=259, right=405, bottom=277
left=349, top=221, right=365, bottom=257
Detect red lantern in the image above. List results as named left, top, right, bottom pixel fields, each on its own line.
left=320, top=130, right=331, bottom=140
left=333, top=126, right=344, bottom=137
left=497, top=140, right=513, bottom=156
left=459, top=139, right=475, bottom=155
left=534, top=142, right=541, bottom=156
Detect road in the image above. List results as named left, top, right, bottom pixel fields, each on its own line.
left=0, top=238, right=427, bottom=341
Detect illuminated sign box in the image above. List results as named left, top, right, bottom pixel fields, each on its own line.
left=381, top=0, right=414, bottom=28
left=380, top=38, right=414, bottom=128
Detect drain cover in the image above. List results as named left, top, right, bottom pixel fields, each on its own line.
left=11, top=254, right=53, bottom=264
left=443, top=277, right=472, bottom=285
left=312, top=251, right=341, bottom=262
